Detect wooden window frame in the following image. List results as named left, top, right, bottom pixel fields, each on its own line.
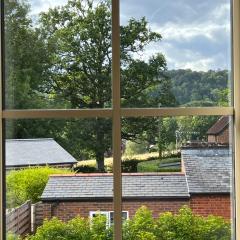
left=0, top=0, right=239, bottom=239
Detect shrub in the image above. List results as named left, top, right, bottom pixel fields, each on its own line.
left=124, top=141, right=148, bottom=156
left=28, top=206, right=231, bottom=240
left=155, top=206, right=231, bottom=240
left=74, top=165, right=98, bottom=173
left=123, top=206, right=156, bottom=240
left=7, top=167, right=71, bottom=208
left=27, top=216, right=111, bottom=240
left=7, top=233, right=21, bottom=240
left=122, top=159, right=139, bottom=173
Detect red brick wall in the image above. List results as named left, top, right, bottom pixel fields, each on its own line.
left=216, top=127, right=229, bottom=144
left=190, top=195, right=231, bottom=220
left=41, top=199, right=189, bottom=222
left=38, top=195, right=231, bottom=225
left=208, top=127, right=229, bottom=144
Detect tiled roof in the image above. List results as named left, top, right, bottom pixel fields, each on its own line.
left=207, top=116, right=230, bottom=135
left=182, top=148, right=232, bottom=194
left=41, top=147, right=232, bottom=201
left=41, top=173, right=189, bottom=201
left=6, top=139, right=77, bottom=167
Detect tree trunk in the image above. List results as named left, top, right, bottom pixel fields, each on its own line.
left=96, top=151, right=105, bottom=172
left=96, top=117, right=105, bottom=172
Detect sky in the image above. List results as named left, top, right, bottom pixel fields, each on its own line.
left=29, top=0, right=231, bottom=71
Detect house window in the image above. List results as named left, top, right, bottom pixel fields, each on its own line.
left=90, top=211, right=129, bottom=227
left=1, top=0, right=240, bottom=239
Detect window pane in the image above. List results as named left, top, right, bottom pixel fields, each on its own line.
left=121, top=116, right=233, bottom=239
left=120, top=0, right=232, bottom=107
left=5, top=118, right=114, bottom=238
left=4, top=0, right=112, bottom=109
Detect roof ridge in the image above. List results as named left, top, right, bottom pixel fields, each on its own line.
left=6, top=138, right=54, bottom=141
left=49, top=172, right=185, bottom=177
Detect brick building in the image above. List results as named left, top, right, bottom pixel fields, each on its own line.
left=39, top=147, right=232, bottom=225
left=207, top=116, right=231, bottom=144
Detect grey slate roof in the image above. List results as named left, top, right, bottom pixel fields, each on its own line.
left=182, top=148, right=232, bottom=194
left=41, top=174, right=189, bottom=201
left=41, top=147, right=232, bottom=201
left=6, top=139, right=77, bottom=167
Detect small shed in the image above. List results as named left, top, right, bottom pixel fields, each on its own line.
left=6, top=138, right=77, bottom=170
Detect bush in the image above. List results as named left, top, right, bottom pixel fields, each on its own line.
left=28, top=206, right=231, bottom=240
left=155, top=206, right=231, bottom=240
left=122, top=159, right=139, bottom=173
left=27, top=216, right=112, bottom=240
left=124, top=141, right=148, bottom=156
left=7, top=233, right=21, bottom=240
left=123, top=206, right=231, bottom=240
left=7, top=167, right=71, bottom=208
left=74, top=165, right=98, bottom=173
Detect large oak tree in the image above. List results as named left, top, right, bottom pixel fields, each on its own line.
left=38, top=0, right=175, bottom=171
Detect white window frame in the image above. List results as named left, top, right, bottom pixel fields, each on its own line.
left=89, top=211, right=129, bottom=228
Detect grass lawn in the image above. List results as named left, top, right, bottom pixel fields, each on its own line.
left=76, top=152, right=181, bottom=173
left=137, top=157, right=181, bottom=172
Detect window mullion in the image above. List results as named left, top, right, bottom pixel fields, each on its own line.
left=233, top=0, right=240, bottom=239
left=112, top=0, right=122, bottom=239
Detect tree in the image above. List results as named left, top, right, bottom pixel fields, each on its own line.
left=5, top=0, right=48, bottom=109
left=38, top=0, right=175, bottom=171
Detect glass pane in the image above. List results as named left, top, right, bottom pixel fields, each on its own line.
left=5, top=118, right=114, bottom=238
left=120, top=0, right=232, bottom=107
left=4, top=0, right=112, bottom=109
left=121, top=116, right=233, bottom=239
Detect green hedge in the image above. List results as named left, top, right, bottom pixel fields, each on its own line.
left=7, top=167, right=71, bottom=208
left=27, top=206, right=231, bottom=240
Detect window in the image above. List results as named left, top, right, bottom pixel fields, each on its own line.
left=1, top=0, right=240, bottom=240
left=90, top=211, right=129, bottom=227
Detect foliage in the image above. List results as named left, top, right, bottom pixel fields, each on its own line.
left=124, top=141, right=148, bottom=156
left=121, top=159, right=139, bottom=173
left=28, top=206, right=231, bottom=240
left=74, top=165, right=98, bottom=173
left=176, top=116, right=218, bottom=143
left=7, top=233, right=21, bottom=240
left=155, top=207, right=231, bottom=240
left=6, top=167, right=71, bottom=208
left=26, top=216, right=111, bottom=240
left=123, top=206, right=231, bottom=240
left=5, top=0, right=231, bottom=172
left=37, top=0, right=175, bottom=170
left=167, top=69, right=230, bottom=106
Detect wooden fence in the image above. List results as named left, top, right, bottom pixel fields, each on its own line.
left=6, top=201, right=31, bottom=236
left=32, top=202, right=44, bottom=233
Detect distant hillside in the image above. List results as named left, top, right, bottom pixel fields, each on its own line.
left=166, top=69, right=230, bottom=106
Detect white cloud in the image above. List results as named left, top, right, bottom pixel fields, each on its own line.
left=30, top=0, right=67, bottom=15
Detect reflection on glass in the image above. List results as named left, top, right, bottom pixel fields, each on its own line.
left=120, top=0, right=232, bottom=107
left=5, top=0, right=112, bottom=109
left=121, top=116, right=233, bottom=239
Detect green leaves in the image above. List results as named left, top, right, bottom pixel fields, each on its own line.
left=6, top=167, right=71, bottom=208
left=27, top=216, right=111, bottom=240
